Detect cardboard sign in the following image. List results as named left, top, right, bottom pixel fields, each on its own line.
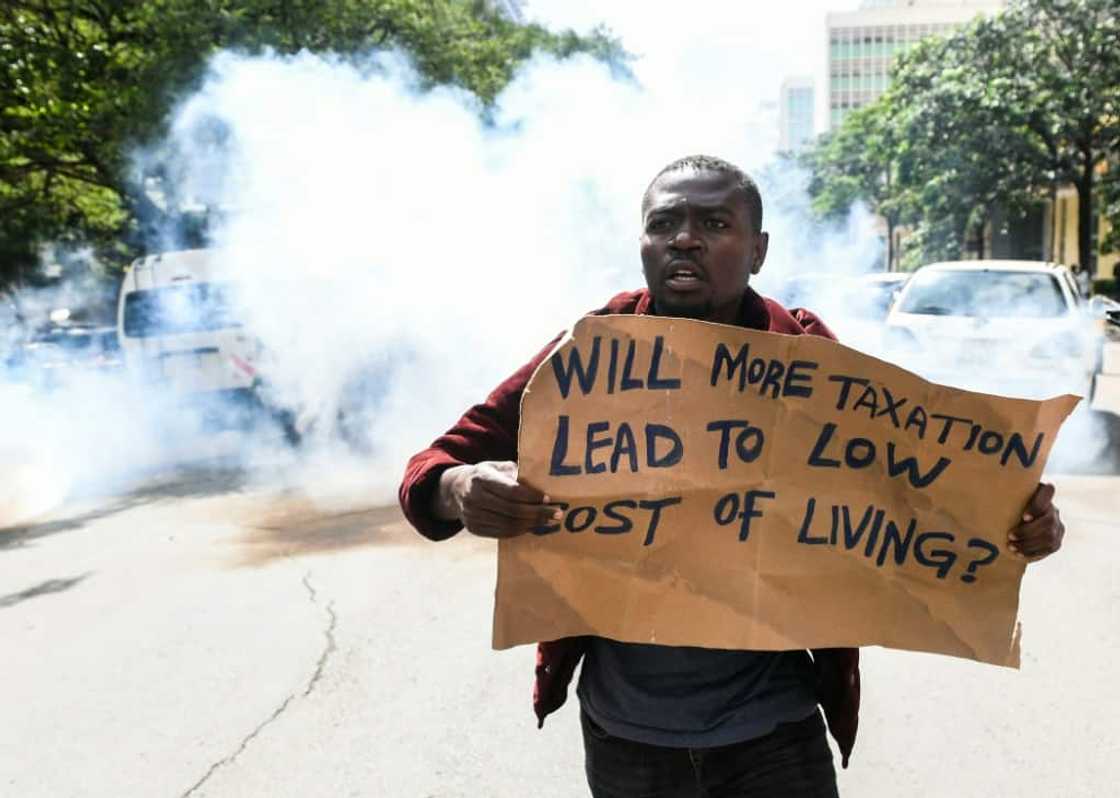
left=493, top=315, right=1079, bottom=667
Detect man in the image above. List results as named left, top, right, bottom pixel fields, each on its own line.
left=399, top=155, right=1065, bottom=797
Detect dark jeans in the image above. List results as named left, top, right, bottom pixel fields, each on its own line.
left=581, top=709, right=839, bottom=798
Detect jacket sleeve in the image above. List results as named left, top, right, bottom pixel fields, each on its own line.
left=398, top=334, right=564, bottom=541
left=790, top=307, right=838, bottom=342
left=811, top=646, right=860, bottom=769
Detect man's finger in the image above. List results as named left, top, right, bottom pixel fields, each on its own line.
left=475, top=462, right=546, bottom=498
left=467, top=523, right=523, bottom=539
left=470, top=485, right=554, bottom=520
left=1018, top=538, right=1061, bottom=558
left=465, top=499, right=560, bottom=527
left=461, top=504, right=553, bottom=535
left=1010, top=512, right=1054, bottom=540
left=476, top=476, right=548, bottom=505
left=1018, top=530, right=1063, bottom=557
left=1010, top=515, right=1063, bottom=557
left=1021, top=482, right=1056, bottom=522
left=462, top=511, right=529, bottom=539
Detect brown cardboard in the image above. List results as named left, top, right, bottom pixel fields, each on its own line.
left=494, top=315, right=1079, bottom=667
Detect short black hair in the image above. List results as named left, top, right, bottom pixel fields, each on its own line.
left=642, top=155, right=763, bottom=233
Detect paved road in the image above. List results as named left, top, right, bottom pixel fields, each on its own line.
left=1, top=467, right=1118, bottom=797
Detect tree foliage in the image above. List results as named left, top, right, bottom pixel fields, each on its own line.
left=0, top=0, right=625, bottom=286
left=804, top=0, right=1120, bottom=271
left=801, top=101, right=902, bottom=264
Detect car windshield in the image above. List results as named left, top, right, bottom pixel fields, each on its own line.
left=123, top=282, right=241, bottom=338
left=897, top=270, right=1067, bottom=318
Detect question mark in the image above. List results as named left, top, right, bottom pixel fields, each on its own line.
left=961, top=538, right=1000, bottom=583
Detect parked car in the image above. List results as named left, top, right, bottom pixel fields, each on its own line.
left=884, top=260, right=1100, bottom=400
left=769, top=272, right=841, bottom=312
left=770, top=271, right=910, bottom=356
left=853, top=272, right=910, bottom=320
left=10, top=324, right=121, bottom=390
left=771, top=271, right=908, bottom=319
left=1088, top=295, right=1120, bottom=342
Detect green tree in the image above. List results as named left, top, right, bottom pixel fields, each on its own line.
left=0, top=0, right=625, bottom=286
left=804, top=0, right=1120, bottom=270
left=801, top=100, right=903, bottom=267
left=951, top=0, right=1118, bottom=270
left=879, top=26, right=1049, bottom=267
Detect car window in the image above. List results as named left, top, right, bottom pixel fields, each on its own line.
left=897, top=271, right=1068, bottom=318
left=123, top=282, right=242, bottom=338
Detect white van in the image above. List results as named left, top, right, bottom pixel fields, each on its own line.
left=116, top=249, right=261, bottom=402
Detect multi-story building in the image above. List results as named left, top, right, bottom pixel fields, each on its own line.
left=826, top=0, right=1005, bottom=130
left=779, top=77, right=816, bottom=153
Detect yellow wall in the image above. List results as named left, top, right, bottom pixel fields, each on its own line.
left=1102, top=216, right=1119, bottom=280
left=1050, top=186, right=1119, bottom=281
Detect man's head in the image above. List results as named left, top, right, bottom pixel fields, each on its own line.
left=640, top=155, right=768, bottom=324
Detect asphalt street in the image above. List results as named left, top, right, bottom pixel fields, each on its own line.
left=1, top=463, right=1118, bottom=797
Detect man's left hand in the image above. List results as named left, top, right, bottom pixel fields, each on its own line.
left=1008, top=482, right=1064, bottom=561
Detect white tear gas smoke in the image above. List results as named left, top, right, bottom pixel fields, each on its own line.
left=139, top=50, right=886, bottom=499
left=2, top=45, right=1115, bottom=526
left=149, top=47, right=1119, bottom=485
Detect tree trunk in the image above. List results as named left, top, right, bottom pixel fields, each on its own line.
left=1076, top=163, right=1095, bottom=276
left=967, top=210, right=988, bottom=259
left=1048, top=184, right=1058, bottom=262
left=886, top=215, right=895, bottom=271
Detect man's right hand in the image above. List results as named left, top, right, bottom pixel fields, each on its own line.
left=435, top=461, right=560, bottom=539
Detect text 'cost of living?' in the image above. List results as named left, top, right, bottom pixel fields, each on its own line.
left=493, top=315, right=1078, bottom=667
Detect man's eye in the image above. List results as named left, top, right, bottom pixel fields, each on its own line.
left=648, top=219, right=671, bottom=232
left=705, top=219, right=729, bottom=230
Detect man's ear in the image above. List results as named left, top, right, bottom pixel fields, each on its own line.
left=751, top=232, right=770, bottom=275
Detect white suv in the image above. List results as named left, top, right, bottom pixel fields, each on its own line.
left=883, top=260, right=1099, bottom=401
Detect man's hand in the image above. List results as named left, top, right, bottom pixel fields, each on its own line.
left=1008, top=482, right=1064, bottom=561
left=435, top=461, right=560, bottom=539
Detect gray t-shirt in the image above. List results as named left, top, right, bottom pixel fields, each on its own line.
left=577, top=637, right=818, bottom=748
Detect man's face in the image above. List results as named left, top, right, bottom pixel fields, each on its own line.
left=640, top=169, right=768, bottom=324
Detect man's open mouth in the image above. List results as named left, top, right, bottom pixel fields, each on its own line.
left=665, top=261, right=704, bottom=290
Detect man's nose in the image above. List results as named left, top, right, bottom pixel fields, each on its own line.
left=669, top=223, right=703, bottom=251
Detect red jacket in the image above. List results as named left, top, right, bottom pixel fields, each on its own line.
left=399, top=287, right=861, bottom=768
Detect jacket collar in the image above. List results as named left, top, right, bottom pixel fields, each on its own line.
left=631, top=287, right=771, bottom=331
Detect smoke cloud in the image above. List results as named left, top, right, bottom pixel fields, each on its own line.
left=142, top=47, right=888, bottom=499
left=2, top=10, right=1113, bottom=523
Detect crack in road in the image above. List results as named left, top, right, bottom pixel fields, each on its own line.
left=180, top=570, right=338, bottom=797
left=302, top=572, right=338, bottom=698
